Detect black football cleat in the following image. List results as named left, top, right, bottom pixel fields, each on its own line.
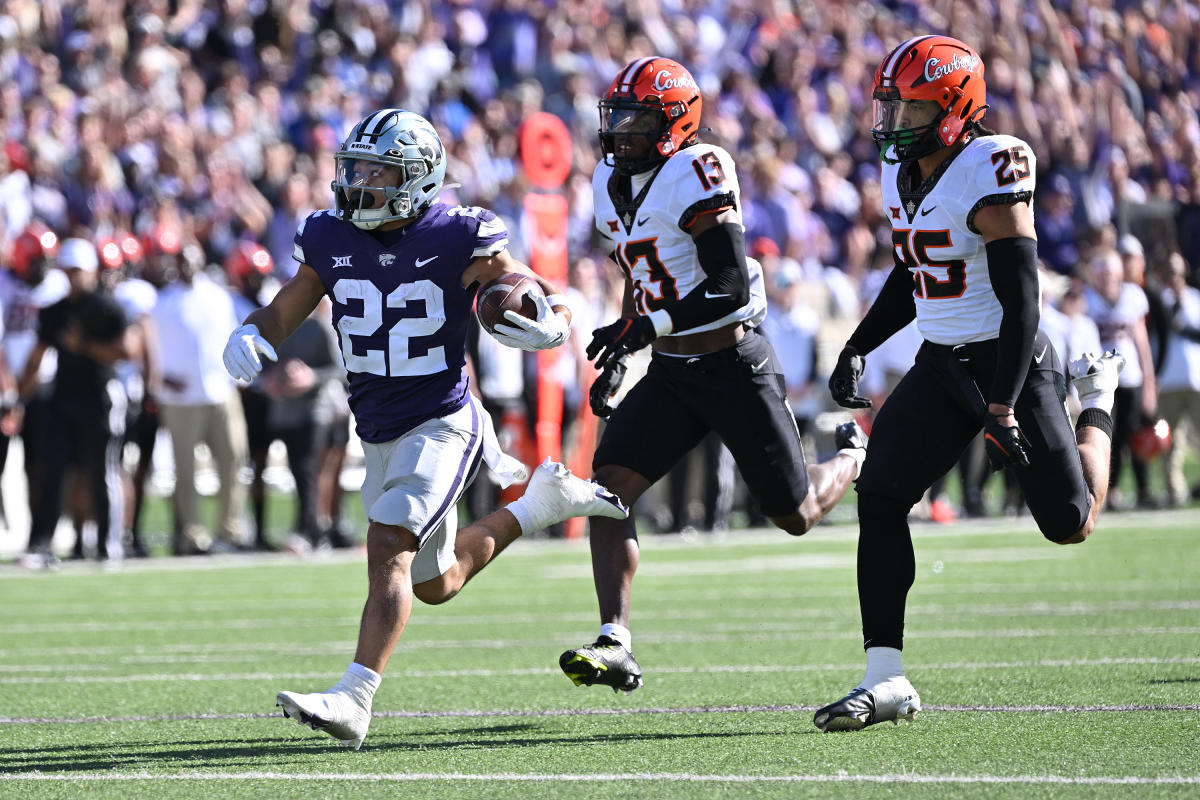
left=559, top=636, right=643, bottom=693
left=813, top=678, right=921, bottom=732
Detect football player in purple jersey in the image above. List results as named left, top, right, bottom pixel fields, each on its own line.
left=222, top=109, right=628, bottom=749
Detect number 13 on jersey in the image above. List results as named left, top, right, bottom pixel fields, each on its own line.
left=614, top=238, right=679, bottom=315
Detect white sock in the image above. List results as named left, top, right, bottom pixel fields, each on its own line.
left=837, top=446, right=866, bottom=479
left=332, top=662, right=381, bottom=707
left=599, top=623, right=632, bottom=651
left=505, top=497, right=538, bottom=536
left=861, top=646, right=905, bottom=688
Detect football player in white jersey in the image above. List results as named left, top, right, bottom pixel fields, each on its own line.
left=816, top=36, right=1126, bottom=732
left=558, top=57, right=868, bottom=693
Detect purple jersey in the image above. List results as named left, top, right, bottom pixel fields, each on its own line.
left=296, top=202, right=509, bottom=442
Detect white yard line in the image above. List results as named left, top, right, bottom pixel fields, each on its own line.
left=2, top=655, right=1199, bottom=685
left=3, top=626, right=1200, bottom=664
left=1, top=598, right=1197, bottom=636
left=0, top=770, right=1197, bottom=785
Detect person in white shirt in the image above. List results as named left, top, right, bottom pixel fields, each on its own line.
left=1156, top=253, right=1200, bottom=505
left=148, top=228, right=249, bottom=554
left=1084, top=248, right=1158, bottom=508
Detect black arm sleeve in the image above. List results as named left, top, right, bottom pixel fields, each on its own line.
left=663, top=221, right=751, bottom=333
left=846, top=264, right=917, bottom=355
left=985, top=236, right=1040, bottom=408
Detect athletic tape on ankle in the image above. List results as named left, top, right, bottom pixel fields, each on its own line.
left=1076, top=407, right=1113, bottom=438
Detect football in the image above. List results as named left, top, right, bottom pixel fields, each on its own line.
left=476, top=273, right=542, bottom=335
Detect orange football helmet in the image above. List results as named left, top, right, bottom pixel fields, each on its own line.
left=97, top=236, right=124, bottom=270
left=224, top=241, right=274, bottom=283
left=1131, top=418, right=1172, bottom=463
left=872, top=35, right=987, bottom=163
left=9, top=225, right=58, bottom=282
left=599, top=57, right=702, bottom=175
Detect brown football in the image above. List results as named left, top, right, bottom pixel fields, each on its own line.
left=476, top=273, right=542, bottom=335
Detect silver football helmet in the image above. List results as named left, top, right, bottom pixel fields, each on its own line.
left=332, top=109, right=446, bottom=230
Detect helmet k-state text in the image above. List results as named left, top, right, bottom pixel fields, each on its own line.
left=333, top=109, right=446, bottom=230
left=872, top=35, right=986, bottom=163
left=599, top=57, right=702, bottom=175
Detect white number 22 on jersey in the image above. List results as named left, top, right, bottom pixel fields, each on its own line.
left=333, top=278, right=447, bottom=376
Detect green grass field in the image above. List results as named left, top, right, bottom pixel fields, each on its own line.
left=2, top=509, right=1199, bottom=799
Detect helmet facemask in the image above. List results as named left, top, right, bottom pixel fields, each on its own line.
left=599, top=98, right=677, bottom=176
left=871, top=93, right=946, bottom=165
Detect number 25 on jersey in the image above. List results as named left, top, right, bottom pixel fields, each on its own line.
left=892, top=229, right=966, bottom=300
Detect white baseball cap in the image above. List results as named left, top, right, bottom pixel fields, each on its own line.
left=59, top=237, right=98, bottom=272
left=1117, top=234, right=1145, bottom=258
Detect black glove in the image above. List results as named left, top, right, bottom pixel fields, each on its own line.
left=587, top=316, right=657, bottom=370
left=589, top=357, right=628, bottom=418
left=984, top=416, right=1032, bottom=471
left=829, top=346, right=872, bottom=409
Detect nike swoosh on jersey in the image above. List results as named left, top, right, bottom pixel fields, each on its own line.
left=637, top=217, right=649, bottom=225
left=1033, top=344, right=1048, bottom=364
left=920, top=206, right=937, bottom=216
left=704, top=291, right=731, bottom=299
left=415, top=256, right=439, bottom=268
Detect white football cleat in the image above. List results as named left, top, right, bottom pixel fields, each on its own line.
left=277, top=689, right=371, bottom=750
left=512, top=459, right=629, bottom=530
left=1068, top=350, right=1125, bottom=412
left=813, top=676, right=921, bottom=732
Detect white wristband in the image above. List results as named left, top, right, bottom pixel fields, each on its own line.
left=647, top=308, right=674, bottom=337
left=545, top=293, right=569, bottom=311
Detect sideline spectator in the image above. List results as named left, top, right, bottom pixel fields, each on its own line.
left=1085, top=249, right=1158, bottom=509
left=0, top=227, right=67, bottom=544
left=150, top=229, right=248, bottom=554
left=17, top=238, right=130, bottom=566
left=226, top=240, right=282, bottom=552
left=1156, top=254, right=1200, bottom=506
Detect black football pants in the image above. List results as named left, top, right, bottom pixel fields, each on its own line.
left=854, top=332, right=1092, bottom=650
left=28, top=394, right=125, bottom=558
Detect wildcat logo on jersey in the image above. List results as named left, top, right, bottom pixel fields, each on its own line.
left=924, top=53, right=979, bottom=82
left=378, top=253, right=396, bottom=267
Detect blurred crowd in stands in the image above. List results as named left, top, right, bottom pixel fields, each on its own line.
left=1, top=0, right=1198, bottom=564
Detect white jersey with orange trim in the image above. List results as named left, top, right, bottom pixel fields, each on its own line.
left=592, top=143, right=767, bottom=335
left=881, top=133, right=1037, bottom=345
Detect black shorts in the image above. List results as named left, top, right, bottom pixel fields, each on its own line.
left=857, top=330, right=1091, bottom=541
left=593, top=329, right=809, bottom=517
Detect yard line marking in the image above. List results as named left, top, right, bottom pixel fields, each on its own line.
left=1, top=507, right=1192, bottom=578
left=3, top=655, right=1200, bottom=685
left=4, top=701, right=1199, bottom=725
left=4, top=578, right=1194, bottom=617
left=5, top=625, right=1199, bottom=658
left=3, top=598, right=1197, bottom=635
left=5, top=586, right=1197, bottom=619
left=1, top=771, right=1198, bottom=784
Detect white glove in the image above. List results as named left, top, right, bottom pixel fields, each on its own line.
left=489, top=292, right=570, bottom=351
left=223, top=323, right=278, bottom=382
